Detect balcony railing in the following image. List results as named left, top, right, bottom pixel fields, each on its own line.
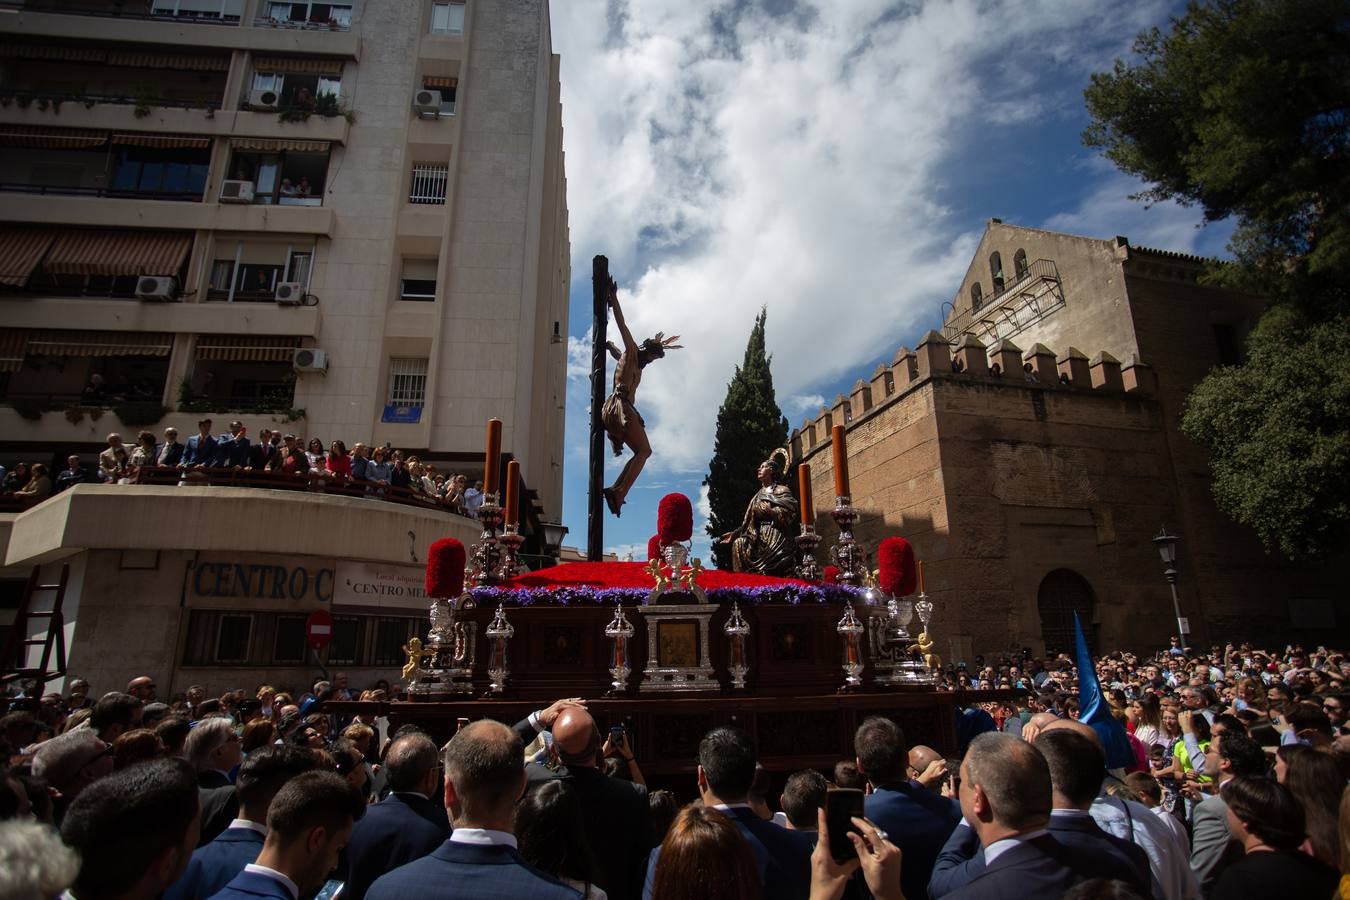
left=0, top=183, right=203, bottom=202
left=942, top=258, right=1066, bottom=345
left=409, top=164, right=448, bottom=205
left=0, top=89, right=223, bottom=112
left=253, top=15, right=350, bottom=31
left=0, top=2, right=240, bottom=25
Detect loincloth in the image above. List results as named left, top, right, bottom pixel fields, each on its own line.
left=601, top=392, right=644, bottom=456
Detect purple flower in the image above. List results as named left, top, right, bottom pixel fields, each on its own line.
left=468, top=583, right=868, bottom=607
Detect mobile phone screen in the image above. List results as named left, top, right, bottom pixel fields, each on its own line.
left=315, top=880, right=344, bottom=900
left=825, top=788, right=865, bottom=863
left=609, top=725, right=624, bottom=743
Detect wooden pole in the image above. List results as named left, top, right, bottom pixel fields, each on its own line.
left=588, top=256, right=609, bottom=561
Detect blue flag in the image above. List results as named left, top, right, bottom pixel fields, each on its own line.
left=1074, top=611, right=1135, bottom=769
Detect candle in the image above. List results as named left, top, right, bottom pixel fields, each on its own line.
left=797, top=463, right=814, bottom=525
left=918, top=560, right=925, bottom=594
left=503, top=459, right=520, bottom=525
left=831, top=424, right=850, bottom=497
left=483, top=418, right=502, bottom=495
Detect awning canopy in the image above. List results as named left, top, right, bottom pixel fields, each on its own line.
left=0, top=228, right=58, bottom=288
left=111, top=133, right=212, bottom=149
left=44, top=230, right=192, bottom=278
left=229, top=137, right=330, bottom=154
left=0, top=329, right=28, bottom=372
left=0, top=43, right=108, bottom=63
left=25, top=330, right=173, bottom=358
left=0, top=126, right=108, bottom=149
left=253, top=57, right=344, bottom=75
left=105, top=50, right=230, bottom=72
left=422, top=76, right=458, bottom=89
left=194, top=335, right=300, bottom=362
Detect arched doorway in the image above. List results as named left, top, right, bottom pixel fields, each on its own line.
left=1037, top=569, right=1097, bottom=655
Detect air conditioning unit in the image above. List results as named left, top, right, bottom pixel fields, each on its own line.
left=413, top=89, right=442, bottom=116
left=274, top=282, right=305, bottom=305
left=249, top=88, right=280, bottom=109
left=219, top=180, right=255, bottom=203
left=292, top=347, right=328, bottom=373
left=135, top=275, right=177, bottom=302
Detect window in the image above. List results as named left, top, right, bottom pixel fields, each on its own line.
left=110, top=147, right=211, bottom=199
left=251, top=72, right=342, bottom=106
left=207, top=242, right=316, bottom=302
left=400, top=259, right=437, bottom=300
left=387, top=358, right=429, bottom=407
left=1013, top=248, right=1029, bottom=280
left=153, top=0, right=243, bottom=21
left=266, top=2, right=352, bottom=27
left=273, top=615, right=307, bottom=662
left=989, top=251, right=1005, bottom=293
left=970, top=282, right=983, bottom=311
left=373, top=617, right=418, bottom=666
left=410, top=163, right=448, bottom=204
left=430, top=1, right=465, bottom=34
left=327, top=615, right=364, bottom=665
left=229, top=149, right=329, bottom=206
left=215, top=614, right=252, bottom=662
left=287, top=250, right=313, bottom=287
left=236, top=263, right=283, bottom=300
left=422, top=77, right=457, bottom=115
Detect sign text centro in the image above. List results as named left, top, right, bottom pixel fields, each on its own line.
left=333, top=560, right=428, bottom=610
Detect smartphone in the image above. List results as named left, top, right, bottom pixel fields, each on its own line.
left=609, top=724, right=624, bottom=745
left=315, top=880, right=344, bottom=900
left=825, top=788, right=865, bottom=863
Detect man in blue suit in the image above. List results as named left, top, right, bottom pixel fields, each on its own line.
left=643, top=726, right=814, bottom=900
left=211, top=420, right=252, bottom=469
left=365, top=720, right=580, bottom=900
left=343, top=732, right=450, bottom=900
left=854, top=716, right=961, bottom=900
left=208, top=771, right=365, bottom=900
left=181, top=419, right=217, bottom=469
left=167, top=746, right=318, bottom=900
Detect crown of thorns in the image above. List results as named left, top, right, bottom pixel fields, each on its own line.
left=640, top=333, right=684, bottom=355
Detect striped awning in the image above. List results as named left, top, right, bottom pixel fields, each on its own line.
left=0, top=228, right=58, bottom=287
left=0, top=43, right=108, bottom=63
left=106, top=50, right=230, bottom=72
left=422, top=76, right=458, bottom=89
left=25, top=330, right=172, bottom=358
left=111, top=133, right=212, bottom=149
left=0, top=329, right=27, bottom=372
left=229, top=137, right=330, bottom=154
left=0, top=126, right=108, bottom=149
left=194, top=334, right=300, bottom=362
left=44, top=230, right=192, bottom=278
left=253, top=57, right=344, bottom=75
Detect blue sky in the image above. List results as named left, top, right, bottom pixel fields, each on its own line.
left=547, top=0, right=1234, bottom=562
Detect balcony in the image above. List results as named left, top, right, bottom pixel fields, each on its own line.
left=942, top=258, right=1067, bottom=346
left=1, top=1, right=241, bottom=25
left=254, top=1, right=352, bottom=31
left=0, top=134, right=212, bottom=204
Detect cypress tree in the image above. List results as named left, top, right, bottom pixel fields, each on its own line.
left=704, top=309, right=789, bottom=569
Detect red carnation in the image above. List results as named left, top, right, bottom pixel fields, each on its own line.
left=426, top=537, right=466, bottom=598
left=823, top=565, right=840, bottom=585
left=657, top=493, right=693, bottom=543
left=647, top=534, right=662, bottom=561
left=878, top=536, right=916, bottom=596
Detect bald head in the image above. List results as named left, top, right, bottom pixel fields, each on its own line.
left=552, top=707, right=600, bottom=768
left=1040, top=716, right=1100, bottom=746
left=1020, top=712, right=1061, bottom=744
left=908, top=745, right=943, bottom=776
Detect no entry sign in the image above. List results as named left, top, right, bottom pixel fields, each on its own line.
left=305, top=609, right=333, bottom=650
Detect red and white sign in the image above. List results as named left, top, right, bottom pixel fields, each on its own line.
left=305, top=609, right=333, bottom=650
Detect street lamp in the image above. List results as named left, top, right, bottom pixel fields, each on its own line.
left=1152, top=526, right=1188, bottom=643
left=540, top=522, right=569, bottom=554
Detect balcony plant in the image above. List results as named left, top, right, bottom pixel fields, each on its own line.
left=114, top=400, right=169, bottom=428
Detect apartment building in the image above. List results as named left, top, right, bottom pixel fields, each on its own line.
left=0, top=0, right=571, bottom=526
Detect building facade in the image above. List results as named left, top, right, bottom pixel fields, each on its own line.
left=793, top=222, right=1343, bottom=660
left=0, top=0, right=570, bottom=697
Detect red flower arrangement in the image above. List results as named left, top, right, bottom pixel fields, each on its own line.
left=878, top=536, right=916, bottom=596
left=646, top=534, right=661, bottom=561
left=426, top=537, right=466, bottom=598
left=657, top=493, right=693, bottom=543
left=823, top=565, right=840, bottom=584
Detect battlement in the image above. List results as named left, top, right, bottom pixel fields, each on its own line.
left=790, top=332, right=1156, bottom=455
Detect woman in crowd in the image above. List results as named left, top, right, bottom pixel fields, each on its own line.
left=405, top=457, right=427, bottom=494
left=365, top=446, right=392, bottom=494
left=515, top=780, right=605, bottom=899
left=650, top=803, right=759, bottom=900
left=256, top=685, right=277, bottom=721
left=128, top=431, right=157, bottom=474
left=1275, top=745, right=1341, bottom=868
left=241, top=719, right=276, bottom=754
left=1127, top=693, right=1162, bottom=746
left=1150, top=704, right=1185, bottom=815
left=443, top=473, right=467, bottom=513
left=1211, top=776, right=1338, bottom=899
left=281, top=444, right=310, bottom=478
left=2, top=462, right=28, bottom=493
left=305, top=437, right=327, bottom=470
left=326, top=439, right=351, bottom=481
left=111, top=728, right=163, bottom=770
left=331, top=737, right=371, bottom=801
left=17, top=464, right=51, bottom=501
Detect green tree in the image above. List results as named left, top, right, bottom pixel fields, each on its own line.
left=1084, top=0, right=1350, bottom=558
left=704, top=309, right=789, bottom=569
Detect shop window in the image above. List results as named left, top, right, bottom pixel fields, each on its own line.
left=215, top=614, right=253, bottom=662
left=327, top=615, right=364, bottom=665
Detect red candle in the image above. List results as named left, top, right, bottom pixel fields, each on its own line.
left=831, top=424, right=850, bottom=497
left=918, top=560, right=925, bottom=594
left=483, top=418, right=502, bottom=495
left=797, top=463, right=814, bottom=525
left=503, top=459, right=520, bottom=525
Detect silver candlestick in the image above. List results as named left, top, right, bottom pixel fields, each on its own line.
left=469, top=492, right=504, bottom=586
left=836, top=602, right=865, bottom=689
left=484, top=604, right=513, bottom=694
left=604, top=604, right=635, bottom=695
left=723, top=602, right=750, bottom=690
left=830, top=496, right=868, bottom=586
left=796, top=524, right=822, bottom=581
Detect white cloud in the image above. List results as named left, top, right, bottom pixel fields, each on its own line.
left=552, top=0, right=1185, bottom=525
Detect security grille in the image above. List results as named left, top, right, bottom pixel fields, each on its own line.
left=409, top=163, right=448, bottom=204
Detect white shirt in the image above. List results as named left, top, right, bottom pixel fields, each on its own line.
left=243, top=864, right=299, bottom=900
left=228, top=818, right=267, bottom=836
left=983, top=828, right=1048, bottom=866
left=1151, top=804, right=1190, bottom=852
left=448, top=827, right=517, bottom=849
left=1092, top=793, right=1199, bottom=900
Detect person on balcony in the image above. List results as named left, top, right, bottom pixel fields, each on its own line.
left=181, top=419, right=217, bottom=469
left=246, top=428, right=277, bottom=471
left=17, top=464, right=52, bottom=502
left=305, top=437, right=327, bottom=471
left=155, top=428, right=184, bottom=467
left=349, top=443, right=371, bottom=481
left=128, top=431, right=158, bottom=480
left=212, top=421, right=251, bottom=469
left=98, top=433, right=129, bottom=484
left=326, top=440, right=352, bottom=482
left=365, top=446, right=392, bottom=496
left=56, top=455, right=92, bottom=493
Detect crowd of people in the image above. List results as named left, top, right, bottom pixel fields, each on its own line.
left=0, top=419, right=488, bottom=516
left=0, top=640, right=1346, bottom=900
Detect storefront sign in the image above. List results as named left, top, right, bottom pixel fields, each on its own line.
left=191, top=559, right=335, bottom=605
left=333, top=560, right=428, bottom=610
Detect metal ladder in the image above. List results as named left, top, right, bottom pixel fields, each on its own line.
left=0, top=564, right=69, bottom=692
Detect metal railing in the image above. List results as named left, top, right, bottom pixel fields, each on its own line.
left=0, top=183, right=203, bottom=202
left=0, top=2, right=240, bottom=25
left=252, top=16, right=351, bottom=31
left=943, top=258, right=1063, bottom=343
left=0, top=89, right=224, bottom=111
left=409, top=164, right=448, bottom=204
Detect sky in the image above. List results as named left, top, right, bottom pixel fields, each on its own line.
left=546, top=0, right=1234, bottom=562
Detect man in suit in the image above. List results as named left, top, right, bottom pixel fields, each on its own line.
left=185, top=718, right=244, bottom=846
left=91, top=691, right=143, bottom=744
left=936, top=733, right=1082, bottom=900
left=524, top=706, right=650, bottom=900
left=855, top=716, right=961, bottom=900
left=181, top=418, right=217, bottom=469
left=643, top=726, right=814, bottom=900
left=365, top=720, right=579, bottom=900
left=166, top=746, right=318, bottom=900
left=156, top=427, right=185, bottom=467
left=210, top=771, right=364, bottom=900
left=212, top=420, right=251, bottom=469
left=1191, top=730, right=1266, bottom=895
left=55, top=454, right=92, bottom=493
left=343, top=732, right=450, bottom=900
left=59, top=758, right=200, bottom=900
left=246, top=429, right=278, bottom=471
